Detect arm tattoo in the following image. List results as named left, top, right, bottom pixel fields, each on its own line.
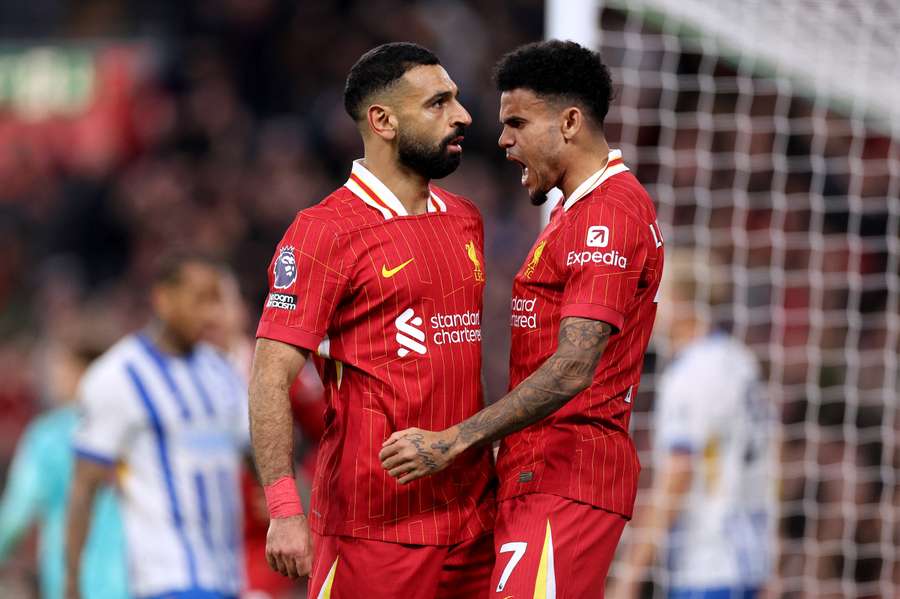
left=430, top=439, right=455, bottom=455
left=456, top=317, right=612, bottom=448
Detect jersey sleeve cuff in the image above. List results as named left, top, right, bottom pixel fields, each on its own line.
left=73, top=446, right=117, bottom=466
left=560, top=304, right=625, bottom=332
left=256, top=320, right=324, bottom=353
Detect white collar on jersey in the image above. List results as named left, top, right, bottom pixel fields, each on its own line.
left=562, top=149, right=629, bottom=212
left=344, top=159, right=447, bottom=219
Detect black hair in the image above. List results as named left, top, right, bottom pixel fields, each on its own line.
left=494, top=39, right=614, bottom=127
left=343, top=42, right=440, bottom=122
left=152, top=250, right=225, bottom=287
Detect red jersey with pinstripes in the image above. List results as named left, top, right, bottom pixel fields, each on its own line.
left=497, top=150, right=664, bottom=518
left=256, top=161, right=495, bottom=545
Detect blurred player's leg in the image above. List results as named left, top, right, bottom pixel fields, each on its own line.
left=436, top=532, right=494, bottom=599
left=308, top=533, right=443, bottom=599
left=490, top=494, right=626, bottom=598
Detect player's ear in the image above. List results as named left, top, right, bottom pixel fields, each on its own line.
left=367, top=103, right=398, bottom=141
left=560, top=106, right=583, bottom=142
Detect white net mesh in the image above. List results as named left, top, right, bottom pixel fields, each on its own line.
left=591, top=2, right=900, bottom=597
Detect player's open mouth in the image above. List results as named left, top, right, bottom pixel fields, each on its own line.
left=508, top=155, right=529, bottom=187
left=447, top=136, right=464, bottom=153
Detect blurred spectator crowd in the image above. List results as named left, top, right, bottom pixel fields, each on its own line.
left=0, top=0, right=543, bottom=458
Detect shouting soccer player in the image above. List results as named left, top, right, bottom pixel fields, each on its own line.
left=249, top=43, right=495, bottom=598
left=380, top=40, right=665, bottom=597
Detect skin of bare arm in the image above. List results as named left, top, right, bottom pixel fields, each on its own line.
left=607, top=452, right=693, bottom=599
left=379, top=316, right=611, bottom=484
left=63, top=459, right=115, bottom=599
left=248, top=337, right=312, bottom=579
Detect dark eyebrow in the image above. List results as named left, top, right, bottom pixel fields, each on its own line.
left=424, top=89, right=454, bottom=106
left=501, top=115, right=525, bottom=126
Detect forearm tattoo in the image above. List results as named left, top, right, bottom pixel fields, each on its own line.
left=457, top=317, right=611, bottom=447
left=430, top=439, right=454, bottom=455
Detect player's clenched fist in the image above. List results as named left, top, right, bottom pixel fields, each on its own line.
left=379, top=427, right=462, bottom=484
left=266, top=514, right=313, bottom=579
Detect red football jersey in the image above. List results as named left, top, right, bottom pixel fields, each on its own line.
left=497, top=149, right=664, bottom=518
left=257, top=161, right=495, bottom=545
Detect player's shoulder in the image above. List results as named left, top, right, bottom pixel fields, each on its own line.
left=667, top=333, right=757, bottom=384
left=579, top=170, right=656, bottom=225
left=23, top=407, right=76, bottom=448
left=430, top=185, right=483, bottom=221
left=285, top=184, right=403, bottom=238
left=285, top=187, right=359, bottom=234
left=79, top=334, right=142, bottom=392
left=693, top=332, right=756, bottom=365
left=192, top=341, right=228, bottom=362
left=193, top=342, right=242, bottom=378
left=707, top=334, right=760, bottom=377
left=32, top=406, right=76, bottom=432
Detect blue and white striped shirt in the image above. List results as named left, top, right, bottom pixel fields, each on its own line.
left=654, top=334, right=775, bottom=590
left=74, top=333, right=248, bottom=598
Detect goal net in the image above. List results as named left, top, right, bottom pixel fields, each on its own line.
left=582, top=2, right=900, bottom=597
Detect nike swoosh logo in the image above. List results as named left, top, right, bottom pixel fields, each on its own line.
left=381, top=258, right=414, bottom=278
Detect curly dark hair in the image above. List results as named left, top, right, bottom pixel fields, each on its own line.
left=494, top=40, right=614, bottom=127
left=344, top=42, right=440, bottom=122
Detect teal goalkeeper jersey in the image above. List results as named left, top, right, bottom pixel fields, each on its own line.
left=0, top=406, right=130, bottom=599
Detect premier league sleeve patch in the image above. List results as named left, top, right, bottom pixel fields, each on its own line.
left=273, top=246, right=298, bottom=289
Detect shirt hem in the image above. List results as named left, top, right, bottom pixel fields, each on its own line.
left=309, top=512, right=495, bottom=547
left=497, top=486, right=634, bottom=520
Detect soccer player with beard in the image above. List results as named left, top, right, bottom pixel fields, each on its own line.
left=250, top=43, right=495, bottom=599
left=380, top=40, right=664, bottom=597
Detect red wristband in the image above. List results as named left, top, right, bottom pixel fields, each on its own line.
left=263, top=476, right=304, bottom=519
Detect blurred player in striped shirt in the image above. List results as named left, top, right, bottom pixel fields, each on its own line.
left=611, top=250, right=775, bottom=599
left=381, top=40, right=664, bottom=598
left=64, top=253, right=249, bottom=599
left=250, top=43, right=495, bottom=598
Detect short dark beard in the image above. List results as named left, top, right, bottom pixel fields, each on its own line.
left=529, top=147, right=561, bottom=206
left=398, top=127, right=464, bottom=179
left=530, top=190, right=548, bottom=206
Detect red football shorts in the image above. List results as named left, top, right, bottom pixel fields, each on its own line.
left=490, top=494, right=627, bottom=599
left=309, top=531, right=494, bottom=599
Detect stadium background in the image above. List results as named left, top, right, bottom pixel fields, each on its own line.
left=0, top=1, right=896, bottom=598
